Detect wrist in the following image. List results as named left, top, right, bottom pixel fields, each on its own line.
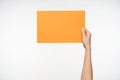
left=85, top=46, right=91, bottom=51
left=85, top=47, right=91, bottom=53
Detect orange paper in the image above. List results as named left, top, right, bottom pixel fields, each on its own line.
left=37, top=11, right=85, bottom=43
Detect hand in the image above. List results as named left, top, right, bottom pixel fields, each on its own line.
left=82, top=28, right=91, bottom=50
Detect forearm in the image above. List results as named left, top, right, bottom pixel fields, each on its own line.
left=81, top=48, right=93, bottom=80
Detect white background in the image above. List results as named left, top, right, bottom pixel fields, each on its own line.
left=0, top=0, right=120, bottom=80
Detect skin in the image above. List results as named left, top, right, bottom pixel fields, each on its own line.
left=81, top=28, right=93, bottom=80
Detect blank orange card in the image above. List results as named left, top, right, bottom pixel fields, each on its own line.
left=37, top=11, right=85, bottom=43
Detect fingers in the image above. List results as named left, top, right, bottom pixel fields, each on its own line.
left=82, top=28, right=85, bottom=37
left=85, top=28, right=91, bottom=35
left=82, top=28, right=91, bottom=36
